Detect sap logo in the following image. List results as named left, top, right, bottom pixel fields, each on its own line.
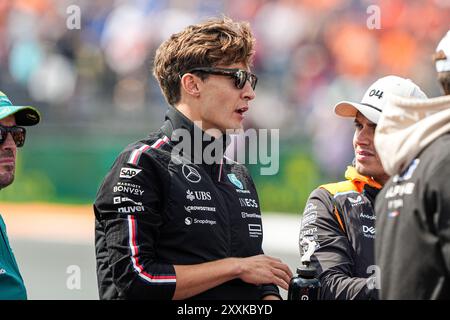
left=363, top=225, right=376, bottom=234
left=348, top=195, right=364, bottom=206
left=119, top=168, right=142, bottom=179
left=186, top=189, right=211, bottom=201
left=118, top=206, right=145, bottom=214
left=113, top=197, right=142, bottom=206
left=239, top=198, right=258, bottom=208
left=385, top=183, right=415, bottom=198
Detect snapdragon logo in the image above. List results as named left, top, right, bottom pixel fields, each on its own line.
left=169, top=122, right=279, bottom=175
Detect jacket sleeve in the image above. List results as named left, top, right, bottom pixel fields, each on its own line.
left=94, top=147, right=176, bottom=300
left=427, top=159, right=450, bottom=276
left=247, top=167, right=282, bottom=300
left=299, top=188, right=377, bottom=300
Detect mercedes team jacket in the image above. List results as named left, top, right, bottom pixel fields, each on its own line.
left=94, top=106, right=280, bottom=300
left=299, top=166, right=381, bottom=299
left=376, top=133, right=450, bottom=299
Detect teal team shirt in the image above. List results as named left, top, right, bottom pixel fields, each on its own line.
left=0, top=214, right=27, bottom=300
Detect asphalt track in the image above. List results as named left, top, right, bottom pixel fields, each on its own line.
left=3, top=204, right=300, bottom=300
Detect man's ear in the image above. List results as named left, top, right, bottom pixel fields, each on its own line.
left=180, top=73, right=201, bottom=98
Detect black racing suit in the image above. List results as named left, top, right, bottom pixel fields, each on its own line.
left=94, top=106, right=280, bottom=300
left=375, top=133, right=450, bottom=299
left=299, top=166, right=381, bottom=299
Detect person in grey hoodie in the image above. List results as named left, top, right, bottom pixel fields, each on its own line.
left=374, top=90, right=450, bottom=299
left=433, top=30, right=450, bottom=95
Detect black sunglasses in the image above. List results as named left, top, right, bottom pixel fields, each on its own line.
left=0, top=124, right=26, bottom=147
left=183, top=67, right=258, bottom=90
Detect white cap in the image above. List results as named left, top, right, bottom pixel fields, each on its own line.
left=334, top=75, right=428, bottom=124
left=436, top=30, right=450, bottom=72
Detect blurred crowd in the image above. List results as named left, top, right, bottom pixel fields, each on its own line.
left=0, top=0, right=449, bottom=178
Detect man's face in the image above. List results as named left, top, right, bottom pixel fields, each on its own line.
left=353, top=112, right=389, bottom=185
left=0, top=115, right=17, bottom=189
left=197, top=62, right=256, bottom=134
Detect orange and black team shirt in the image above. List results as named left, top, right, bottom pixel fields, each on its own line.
left=299, top=166, right=381, bottom=300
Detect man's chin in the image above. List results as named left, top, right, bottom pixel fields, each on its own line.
left=0, top=176, right=14, bottom=189
left=355, top=163, right=372, bottom=177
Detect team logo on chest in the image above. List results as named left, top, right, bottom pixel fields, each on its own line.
left=182, top=164, right=201, bottom=183
left=227, top=173, right=243, bottom=189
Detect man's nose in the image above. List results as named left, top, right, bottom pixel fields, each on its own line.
left=355, top=128, right=371, bottom=146
left=242, top=81, right=256, bottom=101
left=1, top=133, right=17, bottom=150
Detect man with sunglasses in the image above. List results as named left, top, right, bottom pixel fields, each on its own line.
left=94, top=16, right=292, bottom=300
left=0, top=91, right=40, bottom=300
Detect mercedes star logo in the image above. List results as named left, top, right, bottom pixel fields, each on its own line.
left=182, top=164, right=201, bottom=183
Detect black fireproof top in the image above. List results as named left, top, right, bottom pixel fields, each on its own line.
left=94, top=106, right=280, bottom=300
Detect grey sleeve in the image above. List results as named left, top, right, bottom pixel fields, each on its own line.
left=427, top=160, right=450, bottom=275
left=299, top=188, right=377, bottom=300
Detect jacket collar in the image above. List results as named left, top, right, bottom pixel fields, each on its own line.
left=160, top=105, right=230, bottom=164
left=344, top=166, right=382, bottom=193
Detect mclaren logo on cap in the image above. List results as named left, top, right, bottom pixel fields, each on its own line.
left=26, top=114, right=38, bottom=120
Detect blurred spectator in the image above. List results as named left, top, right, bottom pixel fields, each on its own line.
left=0, top=0, right=448, bottom=196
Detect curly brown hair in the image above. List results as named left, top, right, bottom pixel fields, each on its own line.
left=152, top=16, right=255, bottom=106
left=433, top=50, right=450, bottom=95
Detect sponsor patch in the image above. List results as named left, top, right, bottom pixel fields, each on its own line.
left=186, top=189, right=212, bottom=202
left=348, top=195, right=364, bottom=206
left=359, top=212, right=376, bottom=220
left=184, top=205, right=216, bottom=213
left=113, top=196, right=142, bottom=205
left=241, top=212, right=262, bottom=219
left=227, top=173, right=244, bottom=190
left=182, top=164, right=201, bottom=183
left=184, top=217, right=216, bottom=225
left=248, top=224, right=262, bottom=238
left=393, top=158, right=420, bottom=183
left=303, top=203, right=317, bottom=214
left=362, top=225, right=376, bottom=238
left=118, top=205, right=145, bottom=214
left=301, top=213, right=317, bottom=228
left=239, top=198, right=258, bottom=208
left=119, top=167, right=142, bottom=179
